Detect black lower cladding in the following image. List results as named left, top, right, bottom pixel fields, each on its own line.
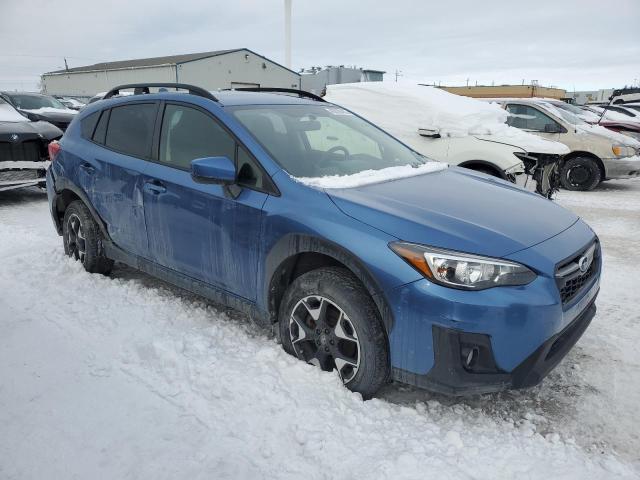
left=392, top=298, right=597, bottom=395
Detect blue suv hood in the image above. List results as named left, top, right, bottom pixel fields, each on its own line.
left=328, top=168, right=578, bottom=258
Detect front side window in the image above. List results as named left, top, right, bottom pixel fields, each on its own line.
left=230, top=104, right=426, bottom=178
left=505, top=104, right=563, bottom=132
left=105, top=103, right=157, bottom=158
left=159, top=104, right=235, bottom=170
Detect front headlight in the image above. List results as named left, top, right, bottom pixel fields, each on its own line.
left=612, top=144, right=636, bottom=157
left=389, top=242, right=536, bottom=290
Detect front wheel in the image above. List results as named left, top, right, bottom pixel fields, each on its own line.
left=560, top=157, right=602, bottom=191
left=62, top=200, right=114, bottom=274
left=279, top=267, right=389, bottom=398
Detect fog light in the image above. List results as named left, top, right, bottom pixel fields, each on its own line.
left=461, top=346, right=479, bottom=369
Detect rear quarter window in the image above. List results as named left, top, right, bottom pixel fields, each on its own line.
left=80, top=111, right=101, bottom=140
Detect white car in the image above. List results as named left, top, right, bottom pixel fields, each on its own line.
left=325, top=83, right=569, bottom=197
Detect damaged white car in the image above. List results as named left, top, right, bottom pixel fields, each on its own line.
left=325, top=83, right=570, bottom=197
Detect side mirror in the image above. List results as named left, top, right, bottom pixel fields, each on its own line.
left=418, top=128, right=441, bottom=139
left=191, top=156, right=236, bottom=185
left=544, top=124, right=562, bottom=133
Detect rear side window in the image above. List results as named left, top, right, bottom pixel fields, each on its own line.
left=105, top=103, right=157, bottom=158
left=159, top=104, right=235, bottom=170
left=81, top=111, right=100, bottom=139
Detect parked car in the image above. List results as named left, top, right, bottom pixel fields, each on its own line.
left=0, top=96, right=62, bottom=191
left=495, top=98, right=640, bottom=191
left=597, top=120, right=640, bottom=142
left=53, top=96, right=86, bottom=111
left=0, top=91, right=77, bottom=131
left=47, top=83, right=601, bottom=398
left=325, top=83, right=568, bottom=198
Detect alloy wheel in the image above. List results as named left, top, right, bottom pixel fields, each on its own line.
left=66, top=213, right=86, bottom=263
left=289, top=295, right=361, bottom=383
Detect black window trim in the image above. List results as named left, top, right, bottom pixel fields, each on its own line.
left=88, top=100, right=160, bottom=160
left=151, top=100, right=280, bottom=197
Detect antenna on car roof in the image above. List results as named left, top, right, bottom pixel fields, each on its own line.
left=103, top=83, right=218, bottom=102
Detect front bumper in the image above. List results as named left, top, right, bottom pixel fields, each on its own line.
left=0, top=160, right=49, bottom=191
left=393, top=297, right=596, bottom=395
left=602, top=155, right=640, bottom=179
left=386, top=219, right=600, bottom=395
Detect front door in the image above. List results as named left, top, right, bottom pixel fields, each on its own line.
left=142, top=102, right=269, bottom=300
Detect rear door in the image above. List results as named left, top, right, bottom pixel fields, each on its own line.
left=141, top=102, right=270, bottom=300
left=82, top=102, right=158, bottom=257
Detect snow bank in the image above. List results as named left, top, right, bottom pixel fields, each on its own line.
left=295, top=162, right=447, bottom=189
left=0, top=103, right=28, bottom=122
left=22, top=106, right=77, bottom=115
left=325, top=82, right=569, bottom=155
left=1, top=190, right=639, bottom=479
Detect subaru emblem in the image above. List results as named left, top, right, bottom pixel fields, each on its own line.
left=578, top=255, right=590, bottom=273
left=10, top=133, right=19, bottom=142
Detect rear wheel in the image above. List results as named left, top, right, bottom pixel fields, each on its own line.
left=560, top=157, right=601, bottom=191
left=62, top=200, right=113, bottom=274
left=279, top=267, right=389, bottom=398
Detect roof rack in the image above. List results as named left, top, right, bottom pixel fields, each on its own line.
left=227, top=87, right=326, bottom=102
left=103, top=83, right=218, bottom=102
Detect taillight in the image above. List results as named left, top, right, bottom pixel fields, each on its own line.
left=48, top=140, right=61, bottom=161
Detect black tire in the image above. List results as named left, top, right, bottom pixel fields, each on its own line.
left=560, top=157, right=602, bottom=191
left=279, top=267, right=389, bottom=399
left=62, top=200, right=114, bottom=275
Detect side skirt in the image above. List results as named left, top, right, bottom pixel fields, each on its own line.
left=103, top=242, right=270, bottom=327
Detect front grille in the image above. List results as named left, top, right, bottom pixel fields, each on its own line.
left=0, top=140, right=43, bottom=162
left=555, top=241, right=599, bottom=305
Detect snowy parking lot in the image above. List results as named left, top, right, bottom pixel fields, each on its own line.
left=1, top=180, right=639, bottom=479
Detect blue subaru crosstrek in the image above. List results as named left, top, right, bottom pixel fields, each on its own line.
left=46, top=83, right=601, bottom=398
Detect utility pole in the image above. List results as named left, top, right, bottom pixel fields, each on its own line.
left=394, top=69, right=403, bottom=82
left=64, top=58, right=69, bottom=71
left=284, top=0, right=292, bottom=69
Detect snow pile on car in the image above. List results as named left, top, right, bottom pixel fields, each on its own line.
left=20, top=106, right=77, bottom=115
left=295, top=162, right=447, bottom=189
left=325, top=82, right=569, bottom=154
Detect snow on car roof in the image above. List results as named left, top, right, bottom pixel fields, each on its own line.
left=0, top=102, right=29, bottom=122
left=325, top=82, right=569, bottom=155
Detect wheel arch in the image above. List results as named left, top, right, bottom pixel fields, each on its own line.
left=457, top=160, right=508, bottom=179
left=562, top=151, right=606, bottom=179
left=52, top=180, right=110, bottom=240
left=264, top=234, right=394, bottom=333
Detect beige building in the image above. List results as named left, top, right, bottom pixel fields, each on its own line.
left=438, top=84, right=566, bottom=100
left=41, top=48, right=301, bottom=98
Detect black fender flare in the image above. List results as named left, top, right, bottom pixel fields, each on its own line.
left=52, top=177, right=111, bottom=240
left=457, top=160, right=508, bottom=179
left=263, top=233, right=394, bottom=332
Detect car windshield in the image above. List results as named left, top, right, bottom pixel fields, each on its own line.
left=6, top=94, right=67, bottom=110
left=229, top=104, right=427, bottom=178
left=552, top=102, right=585, bottom=115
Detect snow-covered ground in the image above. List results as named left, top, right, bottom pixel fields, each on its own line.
left=1, top=181, right=639, bottom=479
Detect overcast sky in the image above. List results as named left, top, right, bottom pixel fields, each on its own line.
left=1, top=0, right=638, bottom=93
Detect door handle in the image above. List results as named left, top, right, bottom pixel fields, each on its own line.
left=80, top=162, right=95, bottom=174
left=143, top=181, right=167, bottom=194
